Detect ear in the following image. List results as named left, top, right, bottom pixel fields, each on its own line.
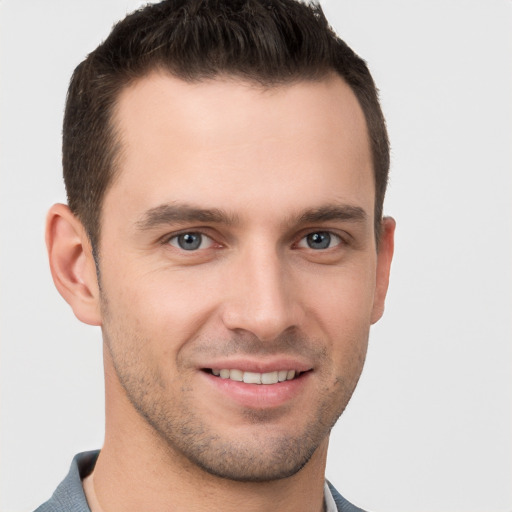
left=46, top=203, right=102, bottom=326
left=371, top=216, right=396, bottom=324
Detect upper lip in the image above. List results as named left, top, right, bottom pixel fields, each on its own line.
left=198, top=357, right=313, bottom=374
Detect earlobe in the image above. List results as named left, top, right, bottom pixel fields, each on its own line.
left=45, top=203, right=102, bottom=326
left=371, top=216, right=396, bottom=324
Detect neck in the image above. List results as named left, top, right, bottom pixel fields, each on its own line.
left=92, top=357, right=329, bottom=512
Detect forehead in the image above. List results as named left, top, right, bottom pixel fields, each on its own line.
left=105, top=72, right=374, bottom=226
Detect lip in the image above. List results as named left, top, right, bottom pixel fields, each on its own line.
left=198, top=356, right=313, bottom=374
left=198, top=357, right=313, bottom=409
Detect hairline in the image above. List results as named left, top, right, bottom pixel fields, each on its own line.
left=91, top=68, right=382, bottom=260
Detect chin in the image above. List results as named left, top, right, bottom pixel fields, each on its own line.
left=174, top=430, right=323, bottom=482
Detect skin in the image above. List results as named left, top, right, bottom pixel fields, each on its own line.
left=46, top=73, right=395, bottom=512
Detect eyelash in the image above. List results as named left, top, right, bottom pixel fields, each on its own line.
left=163, top=229, right=347, bottom=253
left=166, top=232, right=216, bottom=251
left=161, top=229, right=217, bottom=253
left=295, top=231, right=343, bottom=250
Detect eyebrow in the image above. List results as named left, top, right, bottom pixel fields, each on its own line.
left=136, top=202, right=368, bottom=232
left=135, top=203, right=240, bottom=231
left=296, top=204, right=368, bottom=225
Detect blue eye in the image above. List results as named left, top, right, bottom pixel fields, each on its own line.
left=298, top=231, right=341, bottom=250
left=168, top=232, right=213, bottom=251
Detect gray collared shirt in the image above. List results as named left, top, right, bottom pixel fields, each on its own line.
left=34, top=451, right=368, bottom=512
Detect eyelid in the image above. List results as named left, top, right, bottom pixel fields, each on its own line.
left=168, top=232, right=215, bottom=250
left=161, top=228, right=222, bottom=249
left=159, top=227, right=349, bottom=251
left=295, top=230, right=345, bottom=250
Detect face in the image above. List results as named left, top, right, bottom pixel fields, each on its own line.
left=96, top=73, right=392, bottom=481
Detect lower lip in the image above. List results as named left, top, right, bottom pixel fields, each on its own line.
left=200, top=371, right=310, bottom=409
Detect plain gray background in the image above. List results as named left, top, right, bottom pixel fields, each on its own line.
left=1, top=1, right=511, bottom=511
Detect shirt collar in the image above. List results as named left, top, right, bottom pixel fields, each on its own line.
left=324, top=481, right=338, bottom=512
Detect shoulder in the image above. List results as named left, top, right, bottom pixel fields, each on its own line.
left=327, top=481, right=370, bottom=512
left=33, top=451, right=99, bottom=512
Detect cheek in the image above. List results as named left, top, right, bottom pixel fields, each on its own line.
left=301, top=265, right=375, bottom=370
left=101, top=263, right=222, bottom=347
left=304, top=263, right=376, bottom=329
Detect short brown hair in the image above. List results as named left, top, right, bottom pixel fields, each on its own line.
left=63, top=0, right=389, bottom=250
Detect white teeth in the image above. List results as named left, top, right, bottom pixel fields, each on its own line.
left=211, top=368, right=299, bottom=384
left=229, top=369, right=243, bottom=382
left=261, top=371, right=278, bottom=384
left=243, top=371, right=261, bottom=384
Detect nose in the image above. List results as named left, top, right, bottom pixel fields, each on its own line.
left=220, top=246, right=300, bottom=342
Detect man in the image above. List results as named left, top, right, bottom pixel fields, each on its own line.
left=37, top=0, right=394, bottom=511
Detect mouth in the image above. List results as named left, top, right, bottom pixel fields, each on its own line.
left=203, top=368, right=308, bottom=385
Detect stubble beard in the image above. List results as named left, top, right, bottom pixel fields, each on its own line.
left=101, top=301, right=367, bottom=482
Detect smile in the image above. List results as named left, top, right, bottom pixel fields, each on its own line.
left=207, top=368, right=301, bottom=385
